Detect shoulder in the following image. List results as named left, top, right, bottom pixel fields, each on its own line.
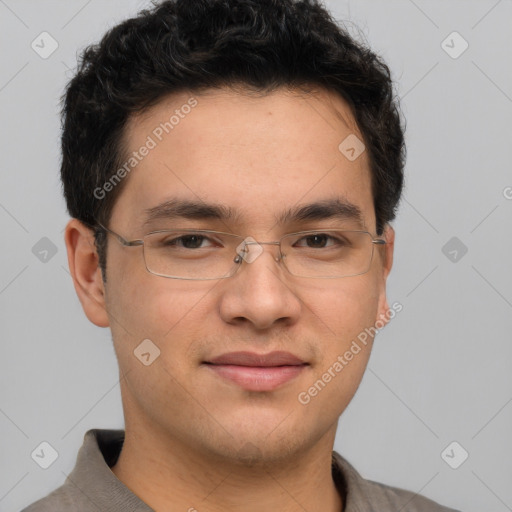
left=20, top=486, right=80, bottom=512
left=21, top=429, right=124, bottom=512
left=333, top=452, right=462, bottom=512
left=354, top=477, right=462, bottom=512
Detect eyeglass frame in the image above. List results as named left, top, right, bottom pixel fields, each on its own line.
left=96, top=222, right=387, bottom=280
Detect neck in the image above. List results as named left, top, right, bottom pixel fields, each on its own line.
left=110, top=422, right=343, bottom=512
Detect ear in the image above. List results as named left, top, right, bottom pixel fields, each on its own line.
left=64, top=218, right=110, bottom=328
left=375, top=224, right=395, bottom=327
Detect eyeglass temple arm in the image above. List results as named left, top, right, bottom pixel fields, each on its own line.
left=97, top=223, right=143, bottom=247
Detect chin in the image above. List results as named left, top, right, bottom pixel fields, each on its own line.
left=202, top=416, right=313, bottom=466
left=207, top=435, right=304, bottom=469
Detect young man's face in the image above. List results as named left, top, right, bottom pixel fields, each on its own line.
left=71, top=87, right=394, bottom=465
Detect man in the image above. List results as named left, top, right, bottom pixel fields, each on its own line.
left=23, top=0, right=461, bottom=510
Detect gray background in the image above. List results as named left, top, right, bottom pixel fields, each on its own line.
left=1, top=0, right=511, bottom=511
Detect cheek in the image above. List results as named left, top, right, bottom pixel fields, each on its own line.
left=296, top=276, right=381, bottom=405
left=301, top=274, right=381, bottom=342
left=106, top=252, right=209, bottom=339
left=122, top=282, right=221, bottom=378
left=108, top=281, right=211, bottom=397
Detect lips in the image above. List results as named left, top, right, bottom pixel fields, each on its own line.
left=207, top=351, right=306, bottom=367
left=203, top=351, right=308, bottom=392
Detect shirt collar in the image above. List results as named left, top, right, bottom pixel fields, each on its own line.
left=67, top=429, right=375, bottom=512
left=66, top=429, right=153, bottom=511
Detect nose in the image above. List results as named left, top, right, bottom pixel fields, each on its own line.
left=218, top=242, right=302, bottom=330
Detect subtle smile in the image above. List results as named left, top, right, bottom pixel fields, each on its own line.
left=202, top=351, right=309, bottom=392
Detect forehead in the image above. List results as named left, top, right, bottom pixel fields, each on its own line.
left=112, top=86, right=375, bottom=233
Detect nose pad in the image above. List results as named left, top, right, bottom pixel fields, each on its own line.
left=235, top=237, right=264, bottom=264
left=233, top=253, right=282, bottom=264
left=233, top=238, right=283, bottom=265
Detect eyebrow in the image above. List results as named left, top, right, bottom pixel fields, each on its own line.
left=279, top=198, right=364, bottom=227
left=141, top=197, right=365, bottom=229
left=142, top=199, right=239, bottom=228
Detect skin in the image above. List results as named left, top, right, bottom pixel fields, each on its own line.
left=65, top=86, right=395, bottom=512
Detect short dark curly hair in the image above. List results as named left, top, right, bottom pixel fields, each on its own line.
left=61, top=0, right=405, bottom=281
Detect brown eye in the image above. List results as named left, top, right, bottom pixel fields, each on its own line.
left=177, top=235, right=206, bottom=249
left=294, top=234, right=343, bottom=249
left=304, top=234, right=329, bottom=248
left=161, top=234, right=212, bottom=249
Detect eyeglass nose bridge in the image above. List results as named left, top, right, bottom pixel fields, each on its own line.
left=233, top=239, right=283, bottom=265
